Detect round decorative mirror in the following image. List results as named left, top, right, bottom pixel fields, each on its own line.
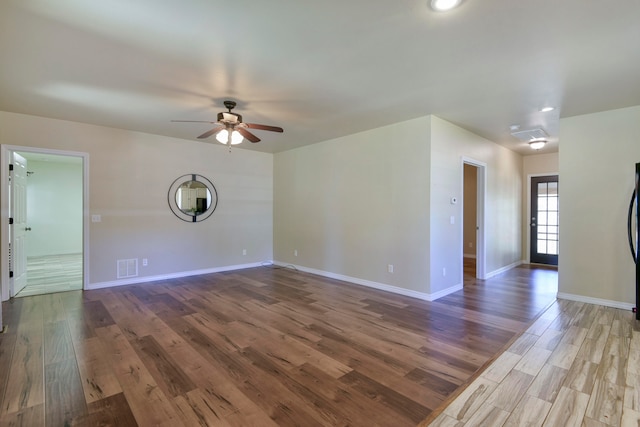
left=168, top=174, right=218, bottom=222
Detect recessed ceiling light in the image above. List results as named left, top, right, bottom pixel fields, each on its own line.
left=540, top=106, right=555, bottom=112
left=430, top=0, right=462, bottom=12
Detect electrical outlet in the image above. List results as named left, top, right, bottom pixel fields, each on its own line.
left=242, top=249, right=247, bottom=255
left=142, top=258, right=148, bottom=267
left=294, top=249, right=298, bottom=257
left=442, top=267, right=446, bottom=276
left=388, top=264, right=394, bottom=273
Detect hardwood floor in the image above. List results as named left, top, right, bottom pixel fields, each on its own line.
left=0, top=263, right=557, bottom=426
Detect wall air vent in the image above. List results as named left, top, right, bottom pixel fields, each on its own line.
left=117, top=258, right=138, bottom=279
left=510, top=128, right=549, bottom=142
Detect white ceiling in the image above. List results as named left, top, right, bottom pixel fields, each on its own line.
left=1, top=0, right=639, bottom=155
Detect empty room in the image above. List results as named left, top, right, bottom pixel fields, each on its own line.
left=1, top=0, right=640, bottom=426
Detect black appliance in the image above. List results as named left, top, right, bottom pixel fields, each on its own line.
left=196, top=197, right=207, bottom=214
left=628, top=162, right=640, bottom=320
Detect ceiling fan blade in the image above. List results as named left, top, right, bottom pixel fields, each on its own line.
left=197, top=127, right=224, bottom=139
left=236, top=127, right=261, bottom=143
left=171, top=120, right=217, bottom=124
left=244, top=123, right=284, bottom=133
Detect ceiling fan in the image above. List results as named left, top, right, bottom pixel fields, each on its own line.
left=172, top=100, right=283, bottom=145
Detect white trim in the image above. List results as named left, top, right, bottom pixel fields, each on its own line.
left=273, top=261, right=460, bottom=301
left=1, top=145, right=89, bottom=302
left=86, top=262, right=264, bottom=290
left=557, top=292, right=635, bottom=311
left=484, top=260, right=524, bottom=280
left=429, top=283, right=464, bottom=301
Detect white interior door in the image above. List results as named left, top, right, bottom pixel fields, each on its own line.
left=11, top=152, right=28, bottom=296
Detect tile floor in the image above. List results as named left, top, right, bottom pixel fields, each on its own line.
left=424, top=298, right=640, bottom=426
left=17, top=253, right=83, bottom=297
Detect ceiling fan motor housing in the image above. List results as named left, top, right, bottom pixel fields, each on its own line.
left=217, top=111, right=241, bottom=123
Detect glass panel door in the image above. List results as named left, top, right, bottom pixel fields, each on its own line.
left=530, top=175, right=559, bottom=265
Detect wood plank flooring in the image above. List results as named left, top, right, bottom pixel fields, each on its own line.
left=424, top=298, right=640, bottom=426
left=0, top=262, right=557, bottom=426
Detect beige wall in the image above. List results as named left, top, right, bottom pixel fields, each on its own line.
left=274, top=116, right=432, bottom=295
left=522, top=152, right=559, bottom=261
left=3, top=104, right=639, bottom=309
left=1, top=109, right=528, bottom=303
left=0, top=112, right=273, bottom=291
left=275, top=115, right=523, bottom=298
left=429, top=116, right=523, bottom=294
left=559, top=105, right=640, bottom=307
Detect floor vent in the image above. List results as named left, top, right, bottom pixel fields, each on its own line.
left=117, top=258, right=138, bottom=279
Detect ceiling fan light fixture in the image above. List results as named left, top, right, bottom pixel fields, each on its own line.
left=529, top=139, right=547, bottom=150
left=215, top=129, right=244, bottom=145
left=430, top=0, right=462, bottom=11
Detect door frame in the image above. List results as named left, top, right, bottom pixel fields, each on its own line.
left=461, top=157, right=487, bottom=280
left=526, top=172, right=559, bottom=264
left=1, top=145, right=90, bottom=301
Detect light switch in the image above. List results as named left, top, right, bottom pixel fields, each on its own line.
left=450, top=216, right=455, bottom=225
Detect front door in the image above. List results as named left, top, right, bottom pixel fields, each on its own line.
left=530, top=175, right=559, bottom=265
left=11, top=152, right=29, bottom=296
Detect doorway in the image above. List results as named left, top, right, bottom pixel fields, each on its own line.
left=1, top=146, right=89, bottom=301
left=462, top=158, right=486, bottom=281
left=530, top=175, right=559, bottom=265
left=463, top=163, right=478, bottom=281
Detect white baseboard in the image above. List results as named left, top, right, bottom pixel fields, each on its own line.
left=86, top=262, right=264, bottom=290
left=557, top=292, right=635, bottom=311
left=429, top=283, right=464, bottom=300
left=483, top=260, right=524, bottom=280
left=87, top=259, right=487, bottom=303
left=273, top=261, right=461, bottom=301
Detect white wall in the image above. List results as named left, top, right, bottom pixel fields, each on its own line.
left=0, top=111, right=273, bottom=289
left=522, top=152, right=559, bottom=262
left=559, top=105, right=640, bottom=306
left=274, top=116, right=432, bottom=295
left=430, top=116, right=523, bottom=295
left=26, top=159, right=83, bottom=256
